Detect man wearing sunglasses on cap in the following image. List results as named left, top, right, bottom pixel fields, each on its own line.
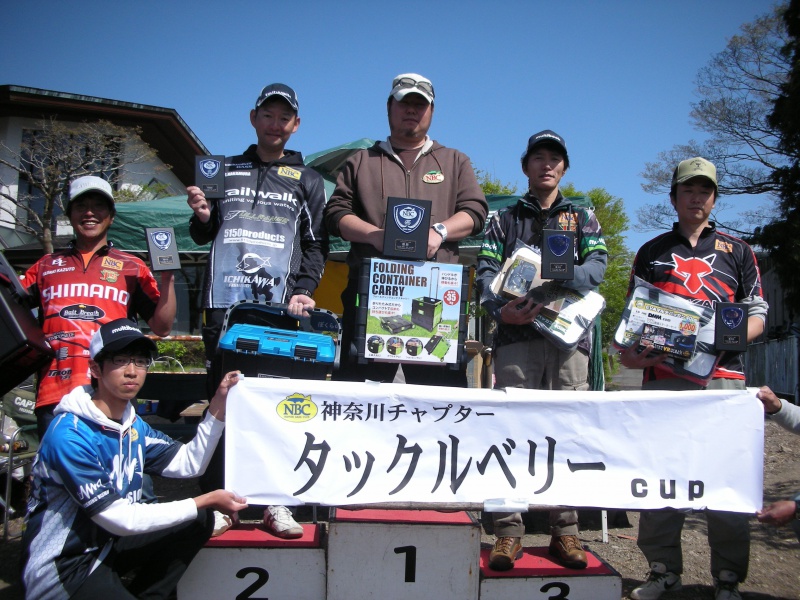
left=324, top=73, right=488, bottom=386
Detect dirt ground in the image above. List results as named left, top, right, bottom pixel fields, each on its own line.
left=2, top=412, right=799, bottom=599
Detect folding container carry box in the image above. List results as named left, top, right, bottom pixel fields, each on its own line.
left=411, top=266, right=442, bottom=332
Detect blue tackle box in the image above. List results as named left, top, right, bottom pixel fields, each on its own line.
left=218, top=324, right=336, bottom=380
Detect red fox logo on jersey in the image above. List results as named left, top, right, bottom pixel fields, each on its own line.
left=671, top=254, right=714, bottom=294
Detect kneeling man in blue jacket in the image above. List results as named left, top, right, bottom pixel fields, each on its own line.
left=21, top=318, right=247, bottom=600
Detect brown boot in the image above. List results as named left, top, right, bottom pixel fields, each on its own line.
left=548, top=534, right=587, bottom=569
left=488, top=536, right=523, bottom=571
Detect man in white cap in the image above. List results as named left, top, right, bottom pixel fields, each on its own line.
left=22, top=175, right=176, bottom=440
left=324, top=72, right=488, bottom=385
left=21, top=318, right=246, bottom=600
left=621, top=157, right=768, bottom=600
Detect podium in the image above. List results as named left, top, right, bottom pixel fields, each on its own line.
left=177, top=511, right=622, bottom=599
left=479, top=545, right=622, bottom=599
left=177, top=523, right=325, bottom=600
left=327, top=509, right=481, bottom=600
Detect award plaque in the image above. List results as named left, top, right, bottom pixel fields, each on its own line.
left=541, top=229, right=574, bottom=280
left=714, top=302, right=748, bottom=352
left=382, top=197, right=432, bottom=261
left=145, top=227, right=181, bottom=271
left=195, top=155, right=225, bottom=199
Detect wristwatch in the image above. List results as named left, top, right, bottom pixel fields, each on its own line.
left=292, top=288, right=312, bottom=298
left=431, top=222, right=448, bottom=242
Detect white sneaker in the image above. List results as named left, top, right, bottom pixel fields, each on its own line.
left=631, top=562, right=682, bottom=600
left=714, top=569, right=742, bottom=600
left=212, top=511, right=233, bottom=537
left=263, top=505, right=303, bottom=539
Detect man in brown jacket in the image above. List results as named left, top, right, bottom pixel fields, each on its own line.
left=324, top=73, right=488, bottom=385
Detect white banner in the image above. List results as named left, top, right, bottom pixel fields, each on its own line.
left=226, top=379, right=763, bottom=512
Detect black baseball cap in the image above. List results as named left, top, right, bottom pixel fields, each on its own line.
left=89, top=319, right=157, bottom=359
left=521, top=130, right=569, bottom=168
left=255, top=83, right=299, bottom=112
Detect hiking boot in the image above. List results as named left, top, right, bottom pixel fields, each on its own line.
left=212, top=511, right=233, bottom=537
left=263, top=505, right=303, bottom=539
left=631, top=562, right=682, bottom=600
left=714, top=569, right=742, bottom=600
left=488, top=536, right=523, bottom=571
left=548, top=534, right=588, bottom=569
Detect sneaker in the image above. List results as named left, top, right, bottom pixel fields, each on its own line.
left=548, top=534, right=588, bottom=569
left=488, top=536, right=523, bottom=571
left=263, top=505, right=303, bottom=539
left=631, top=562, right=682, bottom=600
left=212, top=511, right=233, bottom=537
left=714, top=569, right=742, bottom=600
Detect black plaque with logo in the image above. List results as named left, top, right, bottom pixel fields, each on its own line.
left=383, top=197, right=432, bottom=261
left=145, top=227, right=181, bottom=272
left=195, top=155, right=225, bottom=199
left=541, top=229, right=574, bottom=280
left=714, top=302, right=748, bottom=352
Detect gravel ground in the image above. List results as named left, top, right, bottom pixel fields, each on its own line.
left=2, top=403, right=799, bottom=599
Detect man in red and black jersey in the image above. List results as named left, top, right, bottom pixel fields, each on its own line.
left=622, top=158, right=768, bottom=600
left=22, top=176, right=176, bottom=439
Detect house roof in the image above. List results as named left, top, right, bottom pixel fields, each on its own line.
left=0, top=85, right=208, bottom=185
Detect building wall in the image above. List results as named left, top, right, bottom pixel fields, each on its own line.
left=0, top=114, right=185, bottom=235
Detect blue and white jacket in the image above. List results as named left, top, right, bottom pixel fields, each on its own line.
left=22, top=386, right=224, bottom=600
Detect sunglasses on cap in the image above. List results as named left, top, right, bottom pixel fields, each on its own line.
left=392, top=77, right=435, bottom=99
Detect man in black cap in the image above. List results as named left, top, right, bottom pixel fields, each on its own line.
left=475, top=130, right=608, bottom=571
left=186, top=83, right=327, bottom=538
left=22, top=318, right=247, bottom=600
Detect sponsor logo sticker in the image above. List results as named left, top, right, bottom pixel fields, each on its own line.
left=422, top=170, right=445, bottom=184
left=277, top=393, right=318, bottom=422
left=277, top=166, right=301, bottom=180
left=715, top=239, right=733, bottom=253
left=60, top=304, right=105, bottom=321
left=100, top=269, right=119, bottom=283
left=101, top=257, right=124, bottom=270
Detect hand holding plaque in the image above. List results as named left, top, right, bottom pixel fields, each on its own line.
left=145, top=227, right=181, bottom=272
left=541, top=229, right=575, bottom=280
left=195, top=155, right=225, bottom=199
left=714, top=302, right=748, bottom=352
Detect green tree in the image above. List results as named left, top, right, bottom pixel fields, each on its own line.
left=475, top=169, right=518, bottom=196
left=638, top=4, right=791, bottom=235
left=753, top=0, right=800, bottom=316
left=0, top=117, right=167, bottom=253
left=561, top=184, right=634, bottom=352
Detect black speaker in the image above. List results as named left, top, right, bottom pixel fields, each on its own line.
left=0, top=253, right=54, bottom=395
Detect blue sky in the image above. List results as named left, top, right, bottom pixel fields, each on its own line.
left=1, top=0, right=776, bottom=252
